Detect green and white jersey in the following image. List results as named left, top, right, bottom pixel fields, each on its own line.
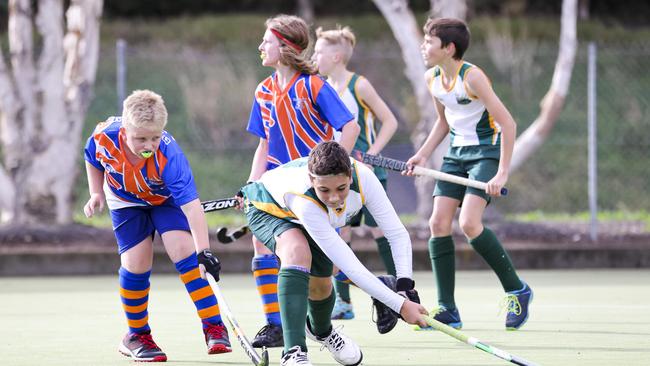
left=330, top=73, right=387, bottom=180
left=243, top=157, right=412, bottom=313
left=428, top=62, right=501, bottom=147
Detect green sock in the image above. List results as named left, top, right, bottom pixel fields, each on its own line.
left=278, top=268, right=310, bottom=353
left=469, top=228, right=523, bottom=292
left=333, top=276, right=351, bottom=302
left=308, top=289, right=336, bottom=338
left=429, top=236, right=457, bottom=310
left=375, top=236, right=396, bottom=276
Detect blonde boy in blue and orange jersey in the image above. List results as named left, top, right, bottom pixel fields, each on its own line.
left=313, top=25, right=399, bottom=322
left=83, top=90, right=231, bottom=362
left=244, top=14, right=360, bottom=348
left=406, top=17, right=532, bottom=331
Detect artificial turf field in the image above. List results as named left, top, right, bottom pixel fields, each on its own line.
left=1, top=269, right=649, bottom=366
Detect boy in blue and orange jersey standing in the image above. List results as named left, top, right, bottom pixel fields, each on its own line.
left=244, top=14, right=360, bottom=349
left=83, top=89, right=231, bottom=362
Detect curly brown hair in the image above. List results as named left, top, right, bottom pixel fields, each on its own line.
left=308, top=141, right=351, bottom=177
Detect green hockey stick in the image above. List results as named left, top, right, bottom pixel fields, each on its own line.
left=423, top=315, right=538, bottom=366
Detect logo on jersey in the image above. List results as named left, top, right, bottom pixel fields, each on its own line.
left=293, top=97, right=308, bottom=111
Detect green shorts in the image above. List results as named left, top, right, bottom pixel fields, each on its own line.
left=433, top=145, right=500, bottom=203
left=245, top=205, right=333, bottom=277
left=348, top=179, right=387, bottom=228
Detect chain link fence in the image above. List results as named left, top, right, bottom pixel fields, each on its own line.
left=81, top=37, right=650, bottom=236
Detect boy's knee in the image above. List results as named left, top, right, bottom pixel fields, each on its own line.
left=459, top=218, right=482, bottom=239
left=429, top=216, right=452, bottom=237
left=309, top=277, right=333, bottom=300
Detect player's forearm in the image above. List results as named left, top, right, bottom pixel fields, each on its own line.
left=498, top=119, right=517, bottom=174
left=338, top=121, right=361, bottom=153
left=85, top=162, right=104, bottom=195
left=181, top=198, right=211, bottom=252
left=248, top=139, right=269, bottom=182
left=366, top=117, right=397, bottom=155
left=306, top=224, right=406, bottom=313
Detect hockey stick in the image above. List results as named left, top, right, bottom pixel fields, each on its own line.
left=206, top=274, right=269, bottom=366
left=201, top=197, right=239, bottom=213
left=216, top=226, right=250, bottom=244
left=423, top=315, right=537, bottom=366
left=355, top=151, right=508, bottom=196
left=201, top=197, right=250, bottom=245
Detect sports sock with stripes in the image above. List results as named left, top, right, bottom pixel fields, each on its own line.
left=175, top=253, right=222, bottom=328
left=119, top=267, right=151, bottom=334
left=252, top=254, right=281, bottom=326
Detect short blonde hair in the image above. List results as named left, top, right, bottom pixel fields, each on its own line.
left=122, top=89, right=168, bottom=130
left=265, top=14, right=316, bottom=74
left=315, top=25, right=356, bottom=65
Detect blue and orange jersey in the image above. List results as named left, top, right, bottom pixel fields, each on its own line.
left=84, top=117, right=198, bottom=210
left=247, top=72, right=353, bottom=170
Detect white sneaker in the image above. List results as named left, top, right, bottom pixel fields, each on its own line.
left=281, top=345, right=313, bottom=366
left=306, top=323, right=363, bottom=366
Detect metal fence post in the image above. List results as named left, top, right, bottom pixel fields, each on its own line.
left=588, top=42, right=598, bottom=242
left=116, top=39, right=127, bottom=113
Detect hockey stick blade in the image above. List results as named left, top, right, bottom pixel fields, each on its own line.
left=216, top=226, right=250, bottom=244
left=423, top=315, right=538, bottom=366
left=206, top=275, right=269, bottom=366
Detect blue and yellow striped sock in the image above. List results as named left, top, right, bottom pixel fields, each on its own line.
left=252, top=254, right=281, bottom=326
left=175, top=254, right=222, bottom=328
left=119, top=267, right=151, bottom=334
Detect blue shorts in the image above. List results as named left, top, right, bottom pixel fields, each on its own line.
left=110, top=199, right=190, bottom=254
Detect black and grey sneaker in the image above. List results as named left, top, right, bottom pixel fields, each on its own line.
left=371, top=275, right=399, bottom=334
left=281, top=345, right=313, bottom=366
left=118, top=331, right=167, bottom=362
left=251, top=323, right=284, bottom=348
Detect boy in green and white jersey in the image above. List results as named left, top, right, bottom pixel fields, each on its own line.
left=240, top=141, right=427, bottom=366
left=406, top=17, right=533, bottom=331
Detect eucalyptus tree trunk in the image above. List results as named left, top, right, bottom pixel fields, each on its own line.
left=510, top=0, right=577, bottom=171
left=0, top=0, right=103, bottom=224
left=372, top=0, right=466, bottom=217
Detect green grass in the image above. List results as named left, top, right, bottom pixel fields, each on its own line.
left=74, top=13, right=650, bottom=218
left=507, top=210, right=650, bottom=229
left=2, top=270, right=649, bottom=365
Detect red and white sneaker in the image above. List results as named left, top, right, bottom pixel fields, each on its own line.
left=203, top=322, right=232, bottom=354
left=118, top=331, right=167, bottom=362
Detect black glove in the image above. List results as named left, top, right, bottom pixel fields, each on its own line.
left=197, top=249, right=221, bottom=281
left=396, top=277, right=420, bottom=304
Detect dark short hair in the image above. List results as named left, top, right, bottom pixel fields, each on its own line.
left=423, top=17, right=470, bottom=60
left=308, top=141, right=351, bottom=177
